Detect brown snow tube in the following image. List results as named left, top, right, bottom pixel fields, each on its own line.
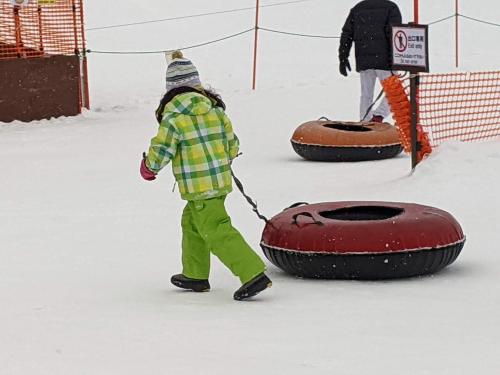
left=291, top=120, right=403, bottom=162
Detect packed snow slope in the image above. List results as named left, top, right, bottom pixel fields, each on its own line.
left=1, top=0, right=499, bottom=374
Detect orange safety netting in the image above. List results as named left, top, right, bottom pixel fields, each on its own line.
left=418, top=71, right=500, bottom=146
left=0, top=0, right=85, bottom=59
left=382, top=75, right=432, bottom=163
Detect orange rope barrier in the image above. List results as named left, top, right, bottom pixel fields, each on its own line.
left=382, top=75, right=432, bottom=163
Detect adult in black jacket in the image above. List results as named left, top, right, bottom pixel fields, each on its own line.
left=338, top=0, right=402, bottom=122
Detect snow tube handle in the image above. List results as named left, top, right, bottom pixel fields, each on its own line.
left=292, top=212, right=324, bottom=226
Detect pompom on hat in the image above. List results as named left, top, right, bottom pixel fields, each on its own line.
left=165, top=50, right=202, bottom=91
left=170, top=50, right=183, bottom=60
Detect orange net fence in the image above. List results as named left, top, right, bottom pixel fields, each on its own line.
left=383, top=71, right=500, bottom=161
left=418, top=71, right=500, bottom=146
left=0, top=0, right=85, bottom=59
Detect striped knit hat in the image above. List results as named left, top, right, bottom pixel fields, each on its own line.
left=165, top=50, right=201, bottom=90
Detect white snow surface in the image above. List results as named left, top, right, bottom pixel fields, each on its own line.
left=1, top=0, right=500, bottom=374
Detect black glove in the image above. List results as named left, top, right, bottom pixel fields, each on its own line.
left=339, top=59, right=351, bottom=77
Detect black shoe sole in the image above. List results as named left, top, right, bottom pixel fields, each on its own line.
left=171, top=277, right=210, bottom=293
left=234, top=279, right=272, bottom=301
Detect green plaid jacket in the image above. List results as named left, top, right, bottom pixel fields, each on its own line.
left=146, top=92, right=239, bottom=201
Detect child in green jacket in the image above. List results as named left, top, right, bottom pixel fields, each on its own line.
left=140, top=51, right=271, bottom=301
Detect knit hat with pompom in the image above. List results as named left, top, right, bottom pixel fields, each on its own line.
left=165, top=50, right=202, bottom=91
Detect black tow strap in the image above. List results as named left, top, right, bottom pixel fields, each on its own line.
left=360, top=71, right=398, bottom=122
left=360, top=88, right=386, bottom=122
left=230, top=168, right=270, bottom=224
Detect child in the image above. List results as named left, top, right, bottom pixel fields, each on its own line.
left=140, top=51, right=272, bottom=301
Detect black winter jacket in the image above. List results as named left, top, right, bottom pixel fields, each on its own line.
left=339, top=0, right=402, bottom=72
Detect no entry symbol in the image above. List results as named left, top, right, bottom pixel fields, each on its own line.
left=394, top=30, right=407, bottom=52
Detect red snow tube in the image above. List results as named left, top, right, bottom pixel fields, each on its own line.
left=261, top=202, right=465, bottom=279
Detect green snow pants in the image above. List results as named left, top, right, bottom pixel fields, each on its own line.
left=181, top=195, right=266, bottom=284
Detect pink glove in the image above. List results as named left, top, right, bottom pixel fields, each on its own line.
left=140, top=157, right=156, bottom=181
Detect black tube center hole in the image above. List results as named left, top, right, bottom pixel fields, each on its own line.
left=323, top=123, right=373, bottom=132
left=319, top=206, right=404, bottom=221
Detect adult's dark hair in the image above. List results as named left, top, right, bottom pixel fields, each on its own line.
left=155, top=86, right=226, bottom=123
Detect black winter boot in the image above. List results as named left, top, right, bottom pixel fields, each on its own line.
left=171, top=274, right=210, bottom=292
left=233, top=273, right=272, bottom=301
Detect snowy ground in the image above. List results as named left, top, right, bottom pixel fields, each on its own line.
left=1, top=0, right=500, bottom=374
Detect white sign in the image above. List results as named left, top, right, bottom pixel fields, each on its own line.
left=11, top=0, right=29, bottom=6
left=392, top=25, right=429, bottom=72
